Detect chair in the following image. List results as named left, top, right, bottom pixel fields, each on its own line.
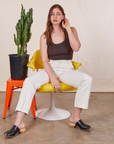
left=27, top=50, right=82, bottom=121
left=3, top=78, right=37, bottom=119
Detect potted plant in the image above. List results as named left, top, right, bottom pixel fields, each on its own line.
left=9, top=4, right=33, bottom=80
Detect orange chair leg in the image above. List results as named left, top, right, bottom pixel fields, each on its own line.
left=8, top=87, right=14, bottom=109
left=3, top=81, right=12, bottom=119
left=31, top=95, right=36, bottom=119
left=33, top=95, right=37, bottom=110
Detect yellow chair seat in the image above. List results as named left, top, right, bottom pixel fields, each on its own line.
left=37, top=82, right=77, bottom=92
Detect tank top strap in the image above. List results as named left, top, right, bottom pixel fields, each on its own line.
left=64, top=28, right=68, bottom=41
left=46, top=37, right=49, bottom=47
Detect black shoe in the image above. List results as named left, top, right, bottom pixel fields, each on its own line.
left=69, top=119, right=91, bottom=131
left=4, top=125, right=26, bottom=138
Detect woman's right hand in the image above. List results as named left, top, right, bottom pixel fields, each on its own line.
left=51, top=77, right=60, bottom=91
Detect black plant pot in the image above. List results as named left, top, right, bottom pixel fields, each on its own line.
left=9, top=54, right=29, bottom=80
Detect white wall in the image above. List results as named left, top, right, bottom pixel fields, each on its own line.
left=0, top=0, right=114, bottom=92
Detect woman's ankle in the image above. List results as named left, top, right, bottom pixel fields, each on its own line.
left=70, top=107, right=82, bottom=123
left=14, top=121, right=25, bottom=129
left=70, top=115, right=80, bottom=123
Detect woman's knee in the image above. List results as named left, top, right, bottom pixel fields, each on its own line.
left=83, top=74, right=93, bottom=83
left=23, top=77, right=31, bottom=85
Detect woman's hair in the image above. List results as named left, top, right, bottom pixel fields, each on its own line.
left=44, top=4, right=65, bottom=45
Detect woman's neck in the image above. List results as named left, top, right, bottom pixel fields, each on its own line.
left=52, top=25, right=62, bottom=33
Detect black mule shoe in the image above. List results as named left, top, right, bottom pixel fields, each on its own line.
left=69, top=119, right=91, bottom=131
left=4, top=125, right=26, bottom=138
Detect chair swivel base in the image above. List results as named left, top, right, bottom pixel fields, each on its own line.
left=35, top=106, right=70, bottom=121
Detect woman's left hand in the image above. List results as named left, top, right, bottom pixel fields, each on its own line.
left=62, top=18, right=70, bottom=30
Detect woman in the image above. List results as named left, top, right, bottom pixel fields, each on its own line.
left=4, top=4, right=93, bottom=138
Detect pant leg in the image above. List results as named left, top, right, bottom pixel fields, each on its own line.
left=59, top=70, right=93, bottom=109
left=15, top=69, right=49, bottom=114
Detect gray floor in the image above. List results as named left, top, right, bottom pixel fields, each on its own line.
left=0, top=91, right=114, bottom=144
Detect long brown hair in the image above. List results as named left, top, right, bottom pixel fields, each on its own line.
left=44, top=4, right=65, bottom=45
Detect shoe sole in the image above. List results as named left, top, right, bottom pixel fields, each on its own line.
left=4, top=131, right=20, bottom=139
left=76, top=125, right=91, bottom=131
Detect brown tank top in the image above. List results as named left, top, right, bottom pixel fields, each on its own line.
left=47, top=29, right=73, bottom=60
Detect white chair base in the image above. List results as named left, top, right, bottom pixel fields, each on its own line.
left=35, top=92, right=70, bottom=121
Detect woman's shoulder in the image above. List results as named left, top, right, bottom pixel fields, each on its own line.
left=70, top=27, right=77, bottom=32
left=65, top=27, right=77, bottom=34
left=40, top=33, right=47, bottom=43
left=70, top=27, right=78, bottom=36
left=40, top=33, right=46, bottom=40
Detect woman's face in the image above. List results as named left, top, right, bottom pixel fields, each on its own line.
left=50, top=8, right=64, bottom=25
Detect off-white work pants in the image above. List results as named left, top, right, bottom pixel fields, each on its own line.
left=16, top=60, right=93, bottom=114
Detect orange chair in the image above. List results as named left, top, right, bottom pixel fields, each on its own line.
left=3, top=78, right=37, bottom=119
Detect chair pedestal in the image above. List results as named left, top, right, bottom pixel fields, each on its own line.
left=36, top=92, right=70, bottom=121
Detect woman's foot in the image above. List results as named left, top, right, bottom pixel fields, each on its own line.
left=69, top=119, right=91, bottom=131
left=69, top=108, right=91, bottom=131
left=4, top=123, right=26, bottom=138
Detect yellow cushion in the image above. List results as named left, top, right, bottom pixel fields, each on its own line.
left=27, top=49, right=81, bottom=92
left=37, top=82, right=77, bottom=92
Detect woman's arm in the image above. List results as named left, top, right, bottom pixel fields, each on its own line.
left=40, top=34, right=60, bottom=91
left=62, top=18, right=81, bottom=52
